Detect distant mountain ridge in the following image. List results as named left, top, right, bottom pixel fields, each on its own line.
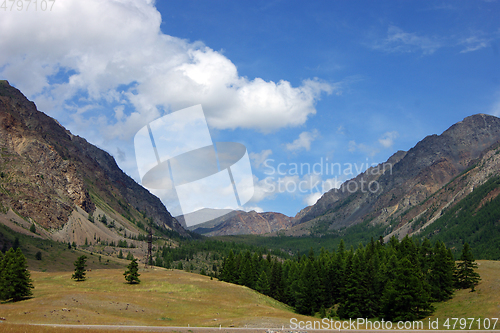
left=191, top=114, right=500, bottom=240
left=0, top=80, right=187, bottom=240
left=189, top=210, right=292, bottom=236
left=287, top=114, right=500, bottom=238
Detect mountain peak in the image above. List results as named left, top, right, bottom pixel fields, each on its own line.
left=0, top=83, right=187, bottom=236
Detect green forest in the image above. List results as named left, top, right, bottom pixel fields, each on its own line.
left=218, top=236, right=478, bottom=321
left=418, top=175, right=500, bottom=259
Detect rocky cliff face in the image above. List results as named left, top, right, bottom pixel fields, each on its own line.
left=0, top=80, right=186, bottom=236
left=190, top=210, right=292, bottom=236
left=289, top=114, right=500, bottom=237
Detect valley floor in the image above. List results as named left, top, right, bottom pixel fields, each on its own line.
left=0, top=261, right=499, bottom=332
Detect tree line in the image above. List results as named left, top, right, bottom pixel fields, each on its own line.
left=219, top=236, right=480, bottom=321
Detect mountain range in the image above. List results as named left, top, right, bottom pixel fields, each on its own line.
left=193, top=114, right=500, bottom=246
left=0, top=80, right=187, bottom=251
left=1, top=80, right=500, bottom=257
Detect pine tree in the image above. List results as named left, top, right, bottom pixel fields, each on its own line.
left=124, top=258, right=141, bottom=284
left=238, top=251, right=255, bottom=288
left=269, top=260, right=284, bottom=302
left=255, top=270, right=270, bottom=295
left=72, top=255, right=87, bottom=281
left=219, top=250, right=236, bottom=283
left=381, top=256, right=433, bottom=321
left=126, top=251, right=134, bottom=260
left=456, top=243, right=480, bottom=291
left=118, top=249, right=123, bottom=259
left=0, top=248, right=34, bottom=301
left=428, top=241, right=454, bottom=301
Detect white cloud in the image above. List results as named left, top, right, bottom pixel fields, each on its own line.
left=378, top=131, right=399, bottom=148
left=0, top=0, right=335, bottom=140
left=492, top=95, right=500, bottom=117
left=304, top=192, right=322, bottom=206
left=459, top=36, right=490, bottom=53
left=285, top=129, right=319, bottom=152
left=348, top=140, right=379, bottom=156
left=373, top=26, right=442, bottom=55
left=241, top=205, right=264, bottom=213
left=250, top=149, right=273, bottom=168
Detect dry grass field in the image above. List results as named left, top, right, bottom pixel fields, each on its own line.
left=0, top=259, right=499, bottom=332
left=0, top=267, right=311, bottom=330
left=428, top=260, right=500, bottom=329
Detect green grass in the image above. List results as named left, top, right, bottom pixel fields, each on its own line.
left=427, top=260, right=500, bottom=329
left=0, top=268, right=312, bottom=328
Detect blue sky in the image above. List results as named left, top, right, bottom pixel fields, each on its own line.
left=1, top=0, right=500, bottom=222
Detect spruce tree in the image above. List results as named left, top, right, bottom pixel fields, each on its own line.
left=219, top=250, right=236, bottom=283
left=0, top=248, right=34, bottom=301
left=72, top=255, right=87, bottom=281
left=381, top=256, right=433, bottom=321
left=255, top=270, right=270, bottom=295
left=269, top=260, right=284, bottom=302
left=456, top=243, right=480, bottom=291
left=428, top=241, right=454, bottom=301
left=124, top=258, right=141, bottom=284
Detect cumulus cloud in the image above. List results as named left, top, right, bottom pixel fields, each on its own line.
left=285, top=129, right=320, bottom=152
left=250, top=149, right=273, bottom=168
left=378, top=131, right=399, bottom=148
left=0, top=0, right=335, bottom=140
left=304, top=192, right=322, bottom=206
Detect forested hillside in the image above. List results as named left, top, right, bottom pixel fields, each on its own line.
left=219, top=236, right=477, bottom=321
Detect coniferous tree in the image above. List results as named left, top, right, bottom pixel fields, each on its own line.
left=419, top=238, right=433, bottom=280
left=456, top=243, right=480, bottom=291
left=381, top=256, right=433, bottom=321
left=0, top=248, right=34, bottom=301
left=126, top=251, right=134, bottom=260
left=294, top=256, right=320, bottom=315
left=428, top=241, right=455, bottom=301
left=269, top=260, right=284, bottom=302
left=219, top=250, right=236, bottom=283
left=124, top=258, right=141, bottom=284
left=72, top=255, right=87, bottom=281
left=255, top=270, right=270, bottom=295
left=238, top=251, right=255, bottom=288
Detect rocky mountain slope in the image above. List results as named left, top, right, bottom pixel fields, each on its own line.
left=0, top=80, right=187, bottom=246
left=189, top=210, right=292, bottom=236
left=287, top=114, right=500, bottom=239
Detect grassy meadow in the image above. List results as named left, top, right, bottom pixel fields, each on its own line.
left=0, top=267, right=311, bottom=329
left=0, top=248, right=498, bottom=332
